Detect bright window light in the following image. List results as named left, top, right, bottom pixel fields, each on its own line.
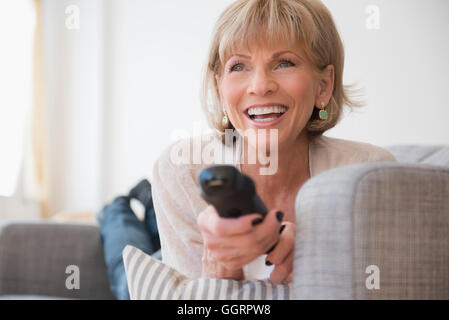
left=0, top=0, right=35, bottom=197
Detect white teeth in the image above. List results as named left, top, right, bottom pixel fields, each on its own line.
left=247, top=105, right=287, bottom=116
left=253, top=116, right=279, bottom=122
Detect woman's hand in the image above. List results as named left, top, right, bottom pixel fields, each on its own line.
left=198, top=204, right=283, bottom=279
left=265, top=221, right=296, bottom=284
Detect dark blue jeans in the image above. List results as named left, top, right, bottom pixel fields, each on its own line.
left=98, top=196, right=161, bottom=300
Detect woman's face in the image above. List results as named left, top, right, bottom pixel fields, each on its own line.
left=216, top=41, right=333, bottom=150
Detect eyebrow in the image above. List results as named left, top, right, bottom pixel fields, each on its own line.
left=231, top=50, right=300, bottom=60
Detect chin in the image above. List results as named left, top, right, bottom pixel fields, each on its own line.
left=241, top=127, right=281, bottom=153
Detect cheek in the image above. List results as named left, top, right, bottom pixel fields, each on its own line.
left=220, top=80, right=247, bottom=128
left=280, top=75, right=316, bottom=133
left=221, top=80, right=244, bottom=108
left=284, top=75, right=316, bottom=123
left=282, top=74, right=315, bottom=104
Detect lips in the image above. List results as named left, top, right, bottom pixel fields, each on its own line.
left=244, top=103, right=289, bottom=127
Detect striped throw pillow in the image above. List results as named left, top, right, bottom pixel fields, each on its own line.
left=122, top=245, right=292, bottom=300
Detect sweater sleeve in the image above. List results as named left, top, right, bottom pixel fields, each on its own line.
left=151, top=142, right=207, bottom=279
left=366, top=145, right=398, bottom=162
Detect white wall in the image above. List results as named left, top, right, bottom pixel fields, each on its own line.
left=101, top=0, right=235, bottom=203
left=41, top=0, right=449, bottom=215
left=323, top=0, right=449, bottom=146
left=42, top=0, right=104, bottom=214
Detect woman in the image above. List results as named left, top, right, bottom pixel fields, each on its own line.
left=152, top=0, right=396, bottom=285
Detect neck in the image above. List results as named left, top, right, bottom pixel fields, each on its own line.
left=239, top=131, right=310, bottom=196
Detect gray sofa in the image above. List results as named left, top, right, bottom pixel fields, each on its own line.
left=1, top=145, right=448, bottom=299
left=0, top=222, right=115, bottom=299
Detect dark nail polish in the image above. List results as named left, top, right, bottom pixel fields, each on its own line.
left=276, top=211, right=284, bottom=223
left=266, top=242, right=277, bottom=254
left=265, top=260, right=273, bottom=266
left=279, top=224, right=286, bottom=234
left=252, top=217, right=263, bottom=226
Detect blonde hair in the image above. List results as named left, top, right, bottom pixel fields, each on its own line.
left=200, top=0, right=363, bottom=141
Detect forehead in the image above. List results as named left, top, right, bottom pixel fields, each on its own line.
left=229, top=41, right=301, bottom=57
left=222, top=37, right=306, bottom=63
left=216, top=23, right=314, bottom=73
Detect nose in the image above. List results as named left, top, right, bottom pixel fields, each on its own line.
left=246, top=68, right=278, bottom=96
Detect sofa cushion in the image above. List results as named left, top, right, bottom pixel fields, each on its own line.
left=123, top=245, right=292, bottom=300
left=387, top=145, right=449, bottom=167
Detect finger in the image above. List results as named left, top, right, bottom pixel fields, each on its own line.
left=269, top=249, right=294, bottom=285
left=200, top=213, right=272, bottom=253
left=250, top=209, right=284, bottom=253
left=200, top=208, right=284, bottom=264
left=202, top=246, right=245, bottom=279
left=204, top=220, right=281, bottom=265
left=265, top=223, right=286, bottom=255
left=204, top=228, right=277, bottom=263
left=203, top=240, right=253, bottom=271
left=265, top=222, right=295, bottom=265
left=223, top=209, right=284, bottom=257
left=198, top=205, right=264, bottom=237
left=206, top=240, right=264, bottom=271
left=203, top=231, right=252, bottom=252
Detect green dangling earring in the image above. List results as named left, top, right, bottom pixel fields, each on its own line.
left=222, top=110, right=229, bottom=128
left=318, top=102, right=328, bottom=120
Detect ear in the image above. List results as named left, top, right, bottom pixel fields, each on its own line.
left=314, top=64, right=335, bottom=108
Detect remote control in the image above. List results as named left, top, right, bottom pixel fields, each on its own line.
left=198, top=165, right=268, bottom=218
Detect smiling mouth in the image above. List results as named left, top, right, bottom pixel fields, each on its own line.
left=245, top=105, right=289, bottom=123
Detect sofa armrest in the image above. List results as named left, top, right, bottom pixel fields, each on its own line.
left=293, top=162, right=449, bottom=299
left=0, top=222, right=115, bottom=299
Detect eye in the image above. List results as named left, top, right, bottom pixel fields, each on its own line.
left=228, top=61, right=244, bottom=72
left=278, top=59, right=295, bottom=68
left=227, top=58, right=295, bottom=73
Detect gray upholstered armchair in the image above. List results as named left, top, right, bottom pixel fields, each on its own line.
left=293, top=145, right=449, bottom=299
left=1, top=145, right=448, bottom=299
left=293, top=160, right=449, bottom=299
